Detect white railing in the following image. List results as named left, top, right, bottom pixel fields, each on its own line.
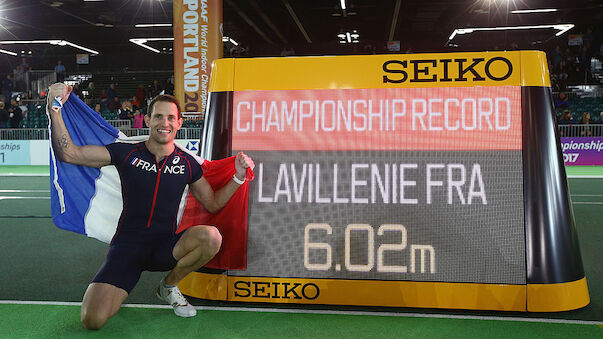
left=106, top=119, right=131, bottom=129
left=2, top=125, right=599, bottom=141
left=558, top=124, right=603, bottom=137
left=0, top=128, right=203, bottom=140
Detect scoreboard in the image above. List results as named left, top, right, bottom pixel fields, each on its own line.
left=179, top=51, right=589, bottom=312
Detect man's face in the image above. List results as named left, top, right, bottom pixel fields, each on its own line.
left=145, top=101, right=182, bottom=145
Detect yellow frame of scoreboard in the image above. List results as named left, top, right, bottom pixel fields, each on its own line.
left=179, top=51, right=589, bottom=312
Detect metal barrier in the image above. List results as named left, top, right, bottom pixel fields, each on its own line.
left=1, top=126, right=598, bottom=141
left=0, top=128, right=203, bottom=140
left=558, top=124, right=603, bottom=137
left=0, top=128, right=49, bottom=140
left=106, top=119, right=131, bottom=129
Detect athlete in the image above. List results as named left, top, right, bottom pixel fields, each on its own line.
left=47, top=83, right=254, bottom=330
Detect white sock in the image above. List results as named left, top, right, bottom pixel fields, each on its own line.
left=161, top=278, right=175, bottom=289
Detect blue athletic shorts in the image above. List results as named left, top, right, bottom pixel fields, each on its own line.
left=92, top=232, right=183, bottom=294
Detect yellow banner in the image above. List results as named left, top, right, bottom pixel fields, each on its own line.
left=180, top=272, right=526, bottom=311
left=174, top=0, right=222, bottom=118
left=209, top=51, right=550, bottom=92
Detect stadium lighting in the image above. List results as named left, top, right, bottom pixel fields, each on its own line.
left=135, top=23, right=172, bottom=28
left=222, top=36, right=229, bottom=42
left=340, top=0, right=346, bottom=10
left=0, top=48, right=18, bottom=56
left=338, top=30, right=359, bottom=44
left=229, top=38, right=238, bottom=46
left=446, top=24, right=574, bottom=44
left=0, top=40, right=99, bottom=54
left=511, top=8, right=557, bottom=14
left=129, top=37, right=174, bottom=53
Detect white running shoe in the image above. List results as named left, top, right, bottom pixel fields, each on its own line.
left=156, top=280, right=197, bottom=317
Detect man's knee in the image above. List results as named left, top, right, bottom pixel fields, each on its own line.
left=81, top=307, right=109, bottom=330
left=193, top=226, right=222, bottom=255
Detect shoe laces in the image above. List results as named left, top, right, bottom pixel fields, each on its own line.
left=167, top=287, right=189, bottom=307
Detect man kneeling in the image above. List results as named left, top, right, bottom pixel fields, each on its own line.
left=47, top=83, right=254, bottom=329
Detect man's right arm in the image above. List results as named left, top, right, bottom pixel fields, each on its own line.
left=48, top=83, right=111, bottom=168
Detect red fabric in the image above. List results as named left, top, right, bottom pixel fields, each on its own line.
left=176, top=156, right=254, bottom=270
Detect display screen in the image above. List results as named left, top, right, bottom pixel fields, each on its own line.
left=230, top=86, right=525, bottom=285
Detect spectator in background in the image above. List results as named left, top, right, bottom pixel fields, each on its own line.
left=133, top=109, right=144, bottom=128
left=18, top=98, right=28, bottom=119
left=54, top=60, right=66, bottom=83
left=8, top=98, right=23, bottom=128
left=579, top=112, right=593, bottom=137
left=87, top=82, right=96, bottom=100
left=107, top=96, right=121, bottom=111
left=0, top=101, right=8, bottom=128
left=118, top=99, right=134, bottom=121
left=551, top=45, right=563, bottom=72
left=72, top=83, right=84, bottom=100
left=597, top=112, right=603, bottom=124
left=99, top=89, right=107, bottom=103
left=94, top=103, right=102, bottom=115
left=134, top=84, right=146, bottom=109
left=13, top=65, right=24, bottom=92
left=150, top=79, right=162, bottom=97
left=19, top=58, right=31, bottom=92
left=559, top=110, right=573, bottom=125
left=106, top=83, right=117, bottom=103
left=2, top=74, right=12, bottom=100
left=554, top=92, right=570, bottom=108
left=164, top=77, right=174, bottom=95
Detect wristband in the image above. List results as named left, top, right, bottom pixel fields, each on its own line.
left=232, top=174, right=245, bottom=185
left=51, top=96, right=63, bottom=113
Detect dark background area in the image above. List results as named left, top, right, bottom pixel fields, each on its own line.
left=0, top=0, right=601, bottom=74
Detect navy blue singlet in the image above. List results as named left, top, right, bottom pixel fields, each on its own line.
left=106, top=141, right=203, bottom=238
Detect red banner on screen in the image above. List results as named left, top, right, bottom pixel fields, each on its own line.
left=232, top=87, right=522, bottom=151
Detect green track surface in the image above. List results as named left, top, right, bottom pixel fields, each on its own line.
left=0, top=304, right=601, bottom=338
left=1, top=167, right=602, bottom=337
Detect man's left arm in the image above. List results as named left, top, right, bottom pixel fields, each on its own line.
left=189, top=152, right=254, bottom=214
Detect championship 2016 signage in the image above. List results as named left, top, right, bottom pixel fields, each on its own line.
left=179, top=51, right=590, bottom=312
left=173, top=0, right=222, bottom=119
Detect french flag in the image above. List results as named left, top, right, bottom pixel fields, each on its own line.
left=48, top=94, right=249, bottom=269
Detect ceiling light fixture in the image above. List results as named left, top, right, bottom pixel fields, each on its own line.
left=129, top=37, right=173, bottom=53
left=135, top=23, right=172, bottom=28
left=340, top=0, right=346, bottom=10
left=511, top=8, right=557, bottom=14
left=446, top=23, right=574, bottom=45
left=0, top=49, right=17, bottom=56
left=338, top=30, right=359, bottom=44
left=0, top=40, right=99, bottom=54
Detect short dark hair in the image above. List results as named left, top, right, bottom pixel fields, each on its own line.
left=148, top=94, right=182, bottom=119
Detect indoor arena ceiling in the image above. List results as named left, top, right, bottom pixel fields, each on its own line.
left=0, top=0, right=601, bottom=59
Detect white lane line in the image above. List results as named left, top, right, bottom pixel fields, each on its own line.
left=571, top=194, right=603, bottom=197
left=0, top=197, right=50, bottom=200
left=0, top=190, right=50, bottom=193
left=572, top=202, right=603, bottom=205
left=567, top=175, right=603, bottom=179
left=0, top=174, right=49, bottom=177
left=0, top=300, right=600, bottom=325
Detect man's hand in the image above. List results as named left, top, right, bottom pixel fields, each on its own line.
left=48, top=83, right=73, bottom=113
left=234, top=152, right=254, bottom=181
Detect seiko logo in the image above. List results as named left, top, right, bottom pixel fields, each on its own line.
left=130, top=157, right=186, bottom=175
left=382, top=57, right=513, bottom=84
left=233, top=280, right=320, bottom=300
